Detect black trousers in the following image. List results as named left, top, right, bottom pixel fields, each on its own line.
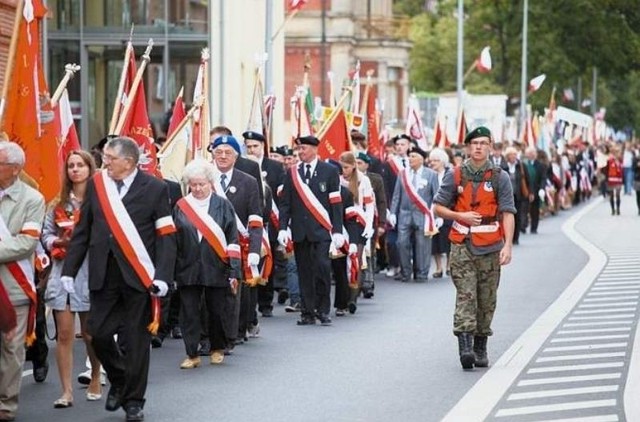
left=258, top=246, right=288, bottom=312
left=26, top=286, right=48, bottom=366
left=331, top=256, right=349, bottom=310
left=180, top=285, right=228, bottom=356
left=294, top=239, right=332, bottom=317
left=88, top=257, right=151, bottom=406
left=529, top=198, right=540, bottom=233
left=158, top=288, right=180, bottom=339
left=239, top=285, right=258, bottom=337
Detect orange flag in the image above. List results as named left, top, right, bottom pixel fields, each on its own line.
left=117, top=53, right=159, bottom=175
left=1, top=0, right=61, bottom=202
left=318, top=108, right=351, bottom=161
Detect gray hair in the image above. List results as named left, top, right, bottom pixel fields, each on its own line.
left=105, top=137, right=140, bottom=164
left=182, top=159, right=217, bottom=186
left=429, top=147, right=449, bottom=166
left=0, top=141, right=25, bottom=167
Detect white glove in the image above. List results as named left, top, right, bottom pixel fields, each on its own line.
left=435, top=218, right=444, bottom=229
left=348, top=243, right=358, bottom=255
left=151, top=280, right=169, bottom=297
left=277, top=230, right=290, bottom=247
left=538, top=188, right=546, bottom=201
left=247, top=252, right=260, bottom=267
left=60, top=276, right=74, bottom=294
left=362, top=226, right=375, bottom=240
left=331, top=232, right=346, bottom=249
left=388, top=213, right=397, bottom=228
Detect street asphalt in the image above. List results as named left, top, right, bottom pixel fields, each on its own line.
left=17, top=194, right=637, bottom=422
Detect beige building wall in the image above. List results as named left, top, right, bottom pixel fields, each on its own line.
left=209, top=0, right=285, bottom=145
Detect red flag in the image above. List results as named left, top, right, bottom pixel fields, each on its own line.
left=456, top=109, right=468, bottom=145
left=56, top=89, right=81, bottom=165
left=475, top=47, right=492, bottom=73
left=365, top=85, right=380, bottom=159
left=434, top=118, right=449, bottom=149
left=117, top=53, right=159, bottom=175
left=1, top=0, right=61, bottom=202
left=318, top=108, right=351, bottom=161
left=167, top=87, right=186, bottom=139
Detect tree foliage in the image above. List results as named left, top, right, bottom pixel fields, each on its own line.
left=398, top=0, right=640, bottom=132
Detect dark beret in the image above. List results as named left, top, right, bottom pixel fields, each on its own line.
left=295, top=136, right=320, bottom=146
left=355, top=152, right=371, bottom=164
left=408, top=146, right=427, bottom=159
left=350, top=130, right=366, bottom=142
left=464, top=126, right=492, bottom=145
left=391, top=134, right=413, bottom=144
left=242, top=131, right=266, bottom=142
left=283, top=147, right=294, bottom=156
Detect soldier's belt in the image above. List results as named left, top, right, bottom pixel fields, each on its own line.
left=452, top=220, right=500, bottom=234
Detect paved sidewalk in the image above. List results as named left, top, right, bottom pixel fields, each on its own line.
left=443, top=194, right=640, bottom=422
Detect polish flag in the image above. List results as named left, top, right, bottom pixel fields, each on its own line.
left=475, top=47, right=492, bottom=73
left=166, top=87, right=186, bottom=139
left=529, top=74, right=546, bottom=93
left=289, top=0, right=309, bottom=12
left=56, top=89, right=81, bottom=164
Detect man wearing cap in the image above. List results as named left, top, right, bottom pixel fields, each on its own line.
left=278, top=136, right=344, bottom=326
left=208, top=135, right=263, bottom=347
left=434, top=126, right=516, bottom=370
left=243, top=131, right=286, bottom=317
left=388, top=146, right=439, bottom=283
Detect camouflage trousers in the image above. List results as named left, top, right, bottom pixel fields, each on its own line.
left=450, top=243, right=501, bottom=336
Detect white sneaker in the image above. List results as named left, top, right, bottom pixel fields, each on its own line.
left=385, top=267, right=396, bottom=277
left=77, top=369, right=106, bottom=386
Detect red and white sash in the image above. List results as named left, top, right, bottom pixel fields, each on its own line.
left=400, top=169, right=436, bottom=234
left=0, top=212, right=39, bottom=345
left=345, top=206, right=366, bottom=227
left=177, top=195, right=241, bottom=263
left=388, top=158, right=401, bottom=176
left=290, top=166, right=333, bottom=232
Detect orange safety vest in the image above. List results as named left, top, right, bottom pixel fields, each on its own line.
left=606, top=157, right=623, bottom=186
left=449, top=166, right=504, bottom=247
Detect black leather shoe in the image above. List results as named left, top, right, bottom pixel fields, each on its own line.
left=277, top=290, right=289, bottom=305
left=33, top=361, right=49, bottom=383
left=171, top=327, right=183, bottom=339
left=125, top=403, right=144, bottom=421
left=105, top=386, right=123, bottom=412
left=318, top=315, right=332, bottom=326
left=261, top=308, right=273, bottom=318
left=198, top=339, right=211, bottom=356
left=296, top=316, right=316, bottom=326
left=150, top=336, right=163, bottom=348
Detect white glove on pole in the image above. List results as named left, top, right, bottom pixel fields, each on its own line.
left=435, top=218, right=444, bottom=229
left=538, top=188, right=546, bottom=201
left=388, top=213, right=397, bottom=228
left=277, top=230, right=290, bottom=247
left=331, top=232, right=346, bottom=249
left=362, top=226, right=374, bottom=240
left=60, top=276, right=75, bottom=294
left=247, top=252, right=260, bottom=267
left=151, top=280, right=169, bottom=297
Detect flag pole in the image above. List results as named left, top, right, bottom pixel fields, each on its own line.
left=50, top=64, right=82, bottom=107
left=158, top=98, right=203, bottom=155
left=463, top=61, right=477, bottom=81
left=271, top=9, right=299, bottom=42
left=359, top=70, right=373, bottom=116
left=198, top=48, right=210, bottom=159
left=108, top=42, right=134, bottom=134
left=114, top=39, right=154, bottom=135
left=0, top=0, right=25, bottom=128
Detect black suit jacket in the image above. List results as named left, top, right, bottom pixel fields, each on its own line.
left=501, top=160, right=531, bottom=201
left=62, top=171, right=176, bottom=292
left=279, top=160, right=344, bottom=242
left=224, top=168, right=263, bottom=255
left=261, top=157, right=285, bottom=204
left=366, top=171, right=387, bottom=225
left=235, top=156, right=264, bottom=211
left=164, top=179, right=183, bottom=209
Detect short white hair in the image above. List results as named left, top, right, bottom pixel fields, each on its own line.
left=0, top=141, right=25, bottom=167
left=429, top=147, right=449, bottom=165
left=182, top=159, right=216, bottom=185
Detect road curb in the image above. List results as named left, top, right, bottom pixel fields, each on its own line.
left=441, top=197, right=606, bottom=422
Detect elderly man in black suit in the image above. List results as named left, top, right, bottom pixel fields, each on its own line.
left=523, top=146, right=546, bottom=234
left=278, top=136, right=344, bottom=326
left=208, top=135, right=263, bottom=346
left=61, top=137, right=176, bottom=421
left=243, top=131, right=286, bottom=317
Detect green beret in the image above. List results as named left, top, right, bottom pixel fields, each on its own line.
left=464, top=126, right=492, bottom=145
left=356, top=152, right=371, bottom=164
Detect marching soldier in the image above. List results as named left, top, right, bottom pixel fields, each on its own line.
left=434, top=126, right=516, bottom=370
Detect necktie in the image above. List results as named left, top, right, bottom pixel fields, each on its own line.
left=411, top=170, right=418, bottom=187
left=116, top=180, right=124, bottom=193
left=220, top=174, right=228, bottom=191
left=304, top=164, right=311, bottom=184
left=401, top=158, right=407, bottom=168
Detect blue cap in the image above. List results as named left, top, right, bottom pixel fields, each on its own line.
left=208, top=135, right=241, bottom=155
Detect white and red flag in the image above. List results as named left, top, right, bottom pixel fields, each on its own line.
left=529, top=74, right=546, bottom=93
left=475, top=46, right=492, bottom=73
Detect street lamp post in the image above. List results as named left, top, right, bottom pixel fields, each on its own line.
left=520, top=0, right=528, bottom=133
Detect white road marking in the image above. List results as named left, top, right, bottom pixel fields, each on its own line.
left=543, top=343, right=627, bottom=352
left=579, top=302, right=638, bottom=308
left=494, top=399, right=616, bottom=417
left=550, top=334, right=629, bottom=343
left=572, top=308, right=636, bottom=314
left=536, top=352, right=626, bottom=363
left=527, top=362, right=624, bottom=373
left=562, top=321, right=633, bottom=327
left=586, top=291, right=640, bottom=297
left=517, top=373, right=622, bottom=386
left=507, top=385, right=619, bottom=401
left=557, top=327, right=631, bottom=334
left=527, top=415, right=619, bottom=422
left=22, top=369, right=33, bottom=378
left=583, top=297, right=639, bottom=302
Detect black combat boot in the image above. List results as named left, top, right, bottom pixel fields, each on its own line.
left=457, top=332, right=475, bottom=369
left=473, top=335, right=489, bottom=367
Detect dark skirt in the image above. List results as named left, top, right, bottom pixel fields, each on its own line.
left=431, top=221, right=452, bottom=255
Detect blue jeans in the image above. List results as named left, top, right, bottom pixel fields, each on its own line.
left=286, top=257, right=300, bottom=304
left=624, top=167, right=634, bottom=194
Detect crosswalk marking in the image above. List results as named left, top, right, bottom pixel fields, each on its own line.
left=507, top=385, right=619, bottom=401
left=517, top=373, right=622, bottom=387
left=495, top=399, right=617, bottom=417
left=536, top=352, right=626, bottom=363
left=529, top=415, right=619, bottom=422
left=550, top=334, right=629, bottom=343
left=527, top=362, right=624, bottom=373
left=557, top=327, right=631, bottom=334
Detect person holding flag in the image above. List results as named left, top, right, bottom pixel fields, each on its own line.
left=0, top=141, right=46, bottom=422
left=61, top=137, right=176, bottom=421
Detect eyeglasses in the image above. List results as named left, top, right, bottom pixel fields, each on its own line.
left=101, top=154, right=124, bottom=163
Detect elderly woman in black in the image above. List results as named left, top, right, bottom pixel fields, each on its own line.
left=173, top=159, right=241, bottom=369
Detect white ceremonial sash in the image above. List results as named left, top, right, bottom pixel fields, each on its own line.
left=291, top=166, right=332, bottom=232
